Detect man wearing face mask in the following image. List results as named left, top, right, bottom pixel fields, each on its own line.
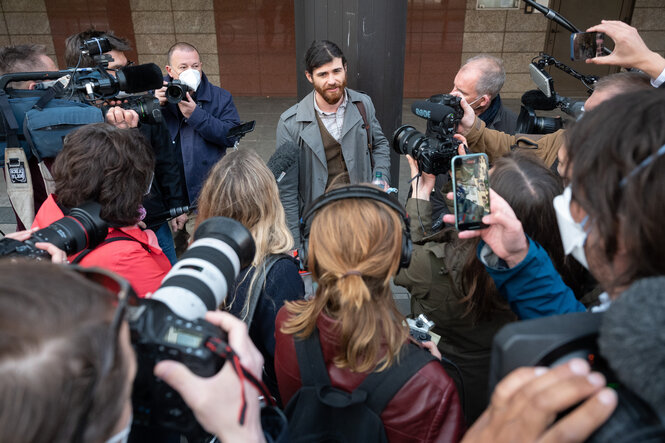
left=451, top=55, right=517, bottom=135
left=155, top=42, right=240, bottom=207
left=442, top=89, right=665, bottom=320
left=455, top=71, right=653, bottom=170
left=427, top=55, right=517, bottom=227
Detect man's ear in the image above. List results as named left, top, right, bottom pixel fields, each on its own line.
left=165, top=65, right=175, bottom=78
left=479, top=94, right=491, bottom=109
left=305, top=71, right=313, bottom=84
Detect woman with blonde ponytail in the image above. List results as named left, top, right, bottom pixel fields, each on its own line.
left=275, top=186, right=464, bottom=442
left=195, top=149, right=305, bottom=406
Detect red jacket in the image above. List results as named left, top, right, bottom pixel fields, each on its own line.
left=274, top=307, right=464, bottom=442
left=33, top=195, right=171, bottom=297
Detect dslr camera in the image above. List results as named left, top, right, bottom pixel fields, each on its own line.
left=164, top=80, right=192, bottom=104
left=129, top=216, right=256, bottom=439
left=393, top=94, right=464, bottom=175
left=0, top=201, right=108, bottom=259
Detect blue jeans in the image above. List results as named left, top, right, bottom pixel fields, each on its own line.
left=154, top=222, right=177, bottom=265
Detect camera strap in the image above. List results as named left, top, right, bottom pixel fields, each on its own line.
left=353, top=100, right=374, bottom=170
left=206, top=336, right=276, bottom=424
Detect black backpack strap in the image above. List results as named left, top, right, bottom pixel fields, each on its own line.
left=0, top=91, right=20, bottom=148
left=244, top=253, right=288, bottom=328
left=71, top=234, right=146, bottom=265
left=293, top=327, right=332, bottom=387
left=353, top=100, right=374, bottom=170
left=360, top=343, right=436, bottom=414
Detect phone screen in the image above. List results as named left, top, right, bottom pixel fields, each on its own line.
left=452, top=154, right=490, bottom=231
left=570, top=32, right=606, bottom=61
left=228, top=120, right=256, bottom=138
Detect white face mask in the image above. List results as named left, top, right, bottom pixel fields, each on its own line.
left=553, top=185, right=590, bottom=269
left=105, top=413, right=132, bottom=443
left=178, top=68, right=201, bottom=92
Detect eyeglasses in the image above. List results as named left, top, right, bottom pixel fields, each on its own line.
left=70, top=266, right=138, bottom=443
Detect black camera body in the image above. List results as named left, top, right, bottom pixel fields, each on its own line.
left=165, top=80, right=191, bottom=104
left=130, top=299, right=226, bottom=436
left=104, top=94, right=163, bottom=125
left=129, top=216, right=256, bottom=439
left=393, top=94, right=463, bottom=175
left=0, top=201, right=108, bottom=259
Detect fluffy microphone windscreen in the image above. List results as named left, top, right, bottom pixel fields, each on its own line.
left=267, top=141, right=299, bottom=180
left=117, top=63, right=164, bottom=93
left=520, top=89, right=558, bottom=111
left=599, top=276, right=665, bottom=415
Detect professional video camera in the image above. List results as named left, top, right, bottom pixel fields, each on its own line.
left=0, top=36, right=164, bottom=124
left=0, top=201, right=108, bottom=259
left=129, top=216, right=259, bottom=439
left=516, top=53, right=596, bottom=134
left=393, top=94, right=464, bottom=175
left=489, top=312, right=665, bottom=442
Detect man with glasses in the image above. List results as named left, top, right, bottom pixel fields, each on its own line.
left=0, top=260, right=281, bottom=442
left=63, top=30, right=187, bottom=265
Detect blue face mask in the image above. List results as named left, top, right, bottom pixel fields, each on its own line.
left=553, top=186, right=589, bottom=269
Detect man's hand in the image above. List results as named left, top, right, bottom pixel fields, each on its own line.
left=154, top=81, right=168, bottom=106
left=105, top=106, right=139, bottom=129
left=6, top=228, right=68, bottom=264
left=586, top=21, right=665, bottom=80
left=178, top=92, right=197, bottom=119
left=154, top=311, right=266, bottom=442
left=170, top=213, right=188, bottom=232
left=443, top=188, right=529, bottom=267
left=406, top=155, right=436, bottom=201
left=462, top=359, right=617, bottom=443
left=450, top=92, right=476, bottom=137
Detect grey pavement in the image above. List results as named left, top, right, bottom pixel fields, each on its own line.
left=0, top=96, right=535, bottom=316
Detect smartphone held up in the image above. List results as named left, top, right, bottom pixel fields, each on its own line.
left=451, top=153, right=490, bottom=231
left=570, top=32, right=607, bottom=61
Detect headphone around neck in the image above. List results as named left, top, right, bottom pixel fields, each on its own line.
left=299, top=185, right=413, bottom=272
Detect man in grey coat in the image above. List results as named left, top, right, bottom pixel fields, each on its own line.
left=275, top=40, right=390, bottom=245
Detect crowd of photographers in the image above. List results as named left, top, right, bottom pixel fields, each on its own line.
left=0, top=16, right=664, bottom=443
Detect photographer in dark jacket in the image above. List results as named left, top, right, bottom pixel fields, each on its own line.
left=396, top=150, right=588, bottom=424
left=64, top=29, right=187, bottom=264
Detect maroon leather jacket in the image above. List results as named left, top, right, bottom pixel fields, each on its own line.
left=274, top=307, right=465, bottom=442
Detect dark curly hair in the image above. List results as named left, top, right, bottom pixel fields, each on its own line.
left=564, top=88, right=665, bottom=291
left=52, top=123, right=154, bottom=226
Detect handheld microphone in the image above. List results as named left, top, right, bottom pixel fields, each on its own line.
left=144, top=205, right=195, bottom=228
left=521, top=89, right=558, bottom=111
left=267, top=142, right=299, bottom=183
left=411, top=100, right=458, bottom=124
left=116, top=63, right=164, bottom=93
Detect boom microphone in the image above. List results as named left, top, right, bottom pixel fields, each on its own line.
left=116, top=63, right=164, bottom=93
left=267, top=142, right=299, bottom=183
left=521, top=89, right=558, bottom=111
left=411, top=100, right=458, bottom=124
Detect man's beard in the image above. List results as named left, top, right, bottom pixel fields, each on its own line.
left=316, top=77, right=347, bottom=105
